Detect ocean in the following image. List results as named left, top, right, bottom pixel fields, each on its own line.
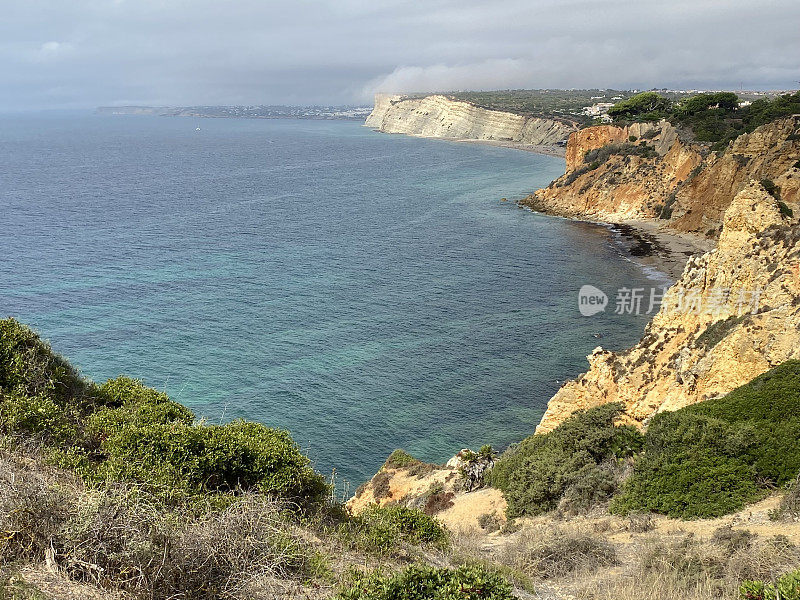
left=0, top=113, right=654, bottom=487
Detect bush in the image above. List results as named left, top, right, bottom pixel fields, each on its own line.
left=608, top=92, right=673, bottom=122
left=85, top=417, right=329, bottom=503
left=384, top=449, right=419, bottom=469
left=613, top=361, right=800, bottom=518
left=771, top=477, right=800, bottom=521
left=0, top=319, right=95, bottom=443
left=695, top=315, right=746, bottom=349
left=489, top=403, right=643, bottom=517
left=0, top=319, right=329, bottom=507
left=336, top=564, right=516, bottom=600
left=352, top=505, right=448, bottom=553
left=740, top=568, right=800, bottom=600
left=497, top=527, right=616, bottom=579
left=660, top=191, right=677, bottom=219
left=583, top=142, right=657, bottom=167
left=761, top=178, right=782, bottom=201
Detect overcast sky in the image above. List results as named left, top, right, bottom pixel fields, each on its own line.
left=2, top=0, right=798, bottom=110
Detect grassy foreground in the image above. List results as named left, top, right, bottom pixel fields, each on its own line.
left=3, top=318, right=800, bottom=600
left=0, top=319, right=508, bottom=599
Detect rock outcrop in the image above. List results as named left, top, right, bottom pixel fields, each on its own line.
left=524, top=116, right=800, bottom=233
left=536, top=180, right=800, bottom=433
left=347, top=451, right=507, bottom=530
left=365, top=94, right=576, bottom=148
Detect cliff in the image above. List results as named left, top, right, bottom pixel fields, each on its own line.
left=537, top=180, right=800, bottom=432
left=524, top=116, right=800, bottom=233
left=365, top=94, right=576, bottom=148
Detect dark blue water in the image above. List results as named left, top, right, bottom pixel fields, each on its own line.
left=0, top=114, right=653, bottom=487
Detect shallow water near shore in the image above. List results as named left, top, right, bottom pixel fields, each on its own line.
left=1, top=114, right=656, bottom=487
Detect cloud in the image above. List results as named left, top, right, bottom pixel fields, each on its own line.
left=362, top=59, right=535, bottom=98
left=0, top=0, right=798, bottom=110
left=36, top=41, right=74, bottom=62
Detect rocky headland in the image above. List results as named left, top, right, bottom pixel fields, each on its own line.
left=365, top=94, right=577, bottom=154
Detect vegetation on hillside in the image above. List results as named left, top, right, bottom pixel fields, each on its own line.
left=740, top=568, right=800, bottom=600
left=489, top=361, right=800, bottom=520
left=613, top=360, right=800, bottom=518
left=4, top=318, right=800, bottom=598
left=335, top=564, right=516, bottom=600
left=442, top=89, right=637, bottom=125
left=607, top=90, right=800, bottom=150
left=489, top=403, right=643, bottom=517
left=0, top=318, right=328, bottom=506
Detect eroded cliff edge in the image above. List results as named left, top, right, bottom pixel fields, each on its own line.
left=537, top=180, right=800, bottom=432
left=365, top=93, right=576, bottom=151
left=523, top=116, right=800, bottom=235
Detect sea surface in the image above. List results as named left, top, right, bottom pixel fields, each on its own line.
left=0, top=114, right=655, bottom=488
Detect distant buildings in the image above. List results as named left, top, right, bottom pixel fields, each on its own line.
left=581, top=102, right=615, bottom=122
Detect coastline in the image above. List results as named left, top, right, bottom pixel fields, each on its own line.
left=517, top=202, right=714, bottom=282
left=369, top=124, right=710, bottom=283
left=451, top=138, right=567, bottom=157
left=366, top=127, right=568, bottom=158
left=607, top=218, right=714, bottom=281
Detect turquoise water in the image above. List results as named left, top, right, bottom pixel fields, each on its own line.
left=0, top=114, right=653, bottom=487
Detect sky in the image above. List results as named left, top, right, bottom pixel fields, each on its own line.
left=2, top=0, right=799, bottom=110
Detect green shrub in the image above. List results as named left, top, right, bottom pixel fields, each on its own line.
left=608, top=92, right=672, bottom=122
left=0, top=319, right=329, bottom=507
left=336, top=564, right=516, bottom=600
left=86, top=417, right=328, bottom=503
left=613, top=361, right=800, bottom=518
left=0, top=319, right=86, bottom=405
left=384, top=449, right=419, bottom=469
left=695, top=315, right=746, bottom=349
left=489, top=403, right=643, bottom=517
left=0, top=319, right=96, bottom=443
left=761, top=178, right=782, bottom=201
left=779, top=201, right=794, bottom=218
left=583, top=142, right=657, bottom=167
left=660, top=191, right=678, bottom=219
left=740, top=568, right=800, bottom=600
left=353, top=505, right=448, bottom=553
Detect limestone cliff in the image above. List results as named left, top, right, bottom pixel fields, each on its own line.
left=536, top=180, right=800, bottom=432
left=524, top=116, right=800, bottom=233
left=365, top=94, right=576, bottom=148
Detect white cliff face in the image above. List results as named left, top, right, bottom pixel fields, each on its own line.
left=536, top=180, right=800, bottom=433
left=365, top=94, right=575, bottom=146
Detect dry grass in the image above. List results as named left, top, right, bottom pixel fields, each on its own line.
left=573, top=529, right=800, bottom=600
left=0, top=450, right=75, bottom=563
left=772, top=476, right=800, bottom=522
left=497, top=526, right=617, bottom=580
left=61, top=488, right=323, bottom=599
left=0, top=447, right=328, bottom=599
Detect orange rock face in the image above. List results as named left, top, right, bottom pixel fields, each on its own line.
left=526, top=116, right=800, bottom=235
left=565, top=123, right=663, bottom=172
